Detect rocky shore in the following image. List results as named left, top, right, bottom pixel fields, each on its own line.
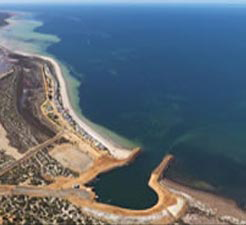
left=163, top=179, right=246, bottom=225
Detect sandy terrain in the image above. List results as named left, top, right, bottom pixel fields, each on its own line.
left=162, top=179, right=246, bottom=221
left=0, top=123, right=22, bottom=160
left=0, top=13, right=189, bottom=225
left=0, top=185, right=91, bottom=200
left=64, top=155, right=187, bottom=225
left=50, top=143, right=93, bottom=173
left=14, top=51, right=132, bottom=160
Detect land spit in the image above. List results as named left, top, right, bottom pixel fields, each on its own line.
left=0, top=41, right=245, bottom=224
left=0, top=43, right=188, bottom=224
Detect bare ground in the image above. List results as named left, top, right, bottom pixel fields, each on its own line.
left=50, top=143, right=93, bottom=173
left=162, top=179, right=246, bottom=224
left=0, top=123, right=22, bottom=160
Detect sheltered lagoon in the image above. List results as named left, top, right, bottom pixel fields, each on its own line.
left=1, top=4, right=246, bottom=210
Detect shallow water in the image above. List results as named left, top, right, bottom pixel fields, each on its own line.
left=2, top=4, right=246, bottom=209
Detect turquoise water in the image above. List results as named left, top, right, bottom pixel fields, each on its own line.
left=2, top=4, right=246, bottom=209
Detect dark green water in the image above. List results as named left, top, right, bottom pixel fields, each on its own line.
left=4, top=4, right=246, bottom=209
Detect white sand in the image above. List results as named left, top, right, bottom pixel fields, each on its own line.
left=167, top=196, right=186, bottom=218
left=15, top=50, right=132, bottom=159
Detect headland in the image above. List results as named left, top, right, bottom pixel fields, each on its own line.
left=0, top=10, right=245, bottom=225
left=0, top=12, right=188, bottom=224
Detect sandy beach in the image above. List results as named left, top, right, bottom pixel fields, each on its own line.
left=14, top=50, right=132, bottom=160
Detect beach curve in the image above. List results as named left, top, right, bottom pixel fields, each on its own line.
left=15, top=50, right=132, bottom=160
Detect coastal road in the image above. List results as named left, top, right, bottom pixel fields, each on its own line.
left=0, top=185, right=91, bottom=200
left=0, top=131, right=64, bottom=177
left=0, top=68, right=14, bottom=80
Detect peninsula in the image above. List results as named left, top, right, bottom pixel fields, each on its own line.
left=0, top=11, right=245, bottom=225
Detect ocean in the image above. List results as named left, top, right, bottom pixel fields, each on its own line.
left=2, top=3, right=246, bottom=209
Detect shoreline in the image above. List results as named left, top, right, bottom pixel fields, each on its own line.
left=14, top=50, right=132, bottom=159
left=1, top=11, right=246, bottom=224
left=1, top=10, right=137, bottom=149
left=162, top=178, right=246, bottom=223
left=0, top=11, right=136, bottom=155
left=4, top=44, right=189, bottom=223
left=11, top=48, right=246, bottom=224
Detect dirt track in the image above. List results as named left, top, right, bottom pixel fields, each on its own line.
left=0, top=50, right=187, bottom=224
left=0, top=185, right=91, bottom=200
left=0, top=153, right=187, bottom=225
left=0, top=131, right=64, bottom=177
